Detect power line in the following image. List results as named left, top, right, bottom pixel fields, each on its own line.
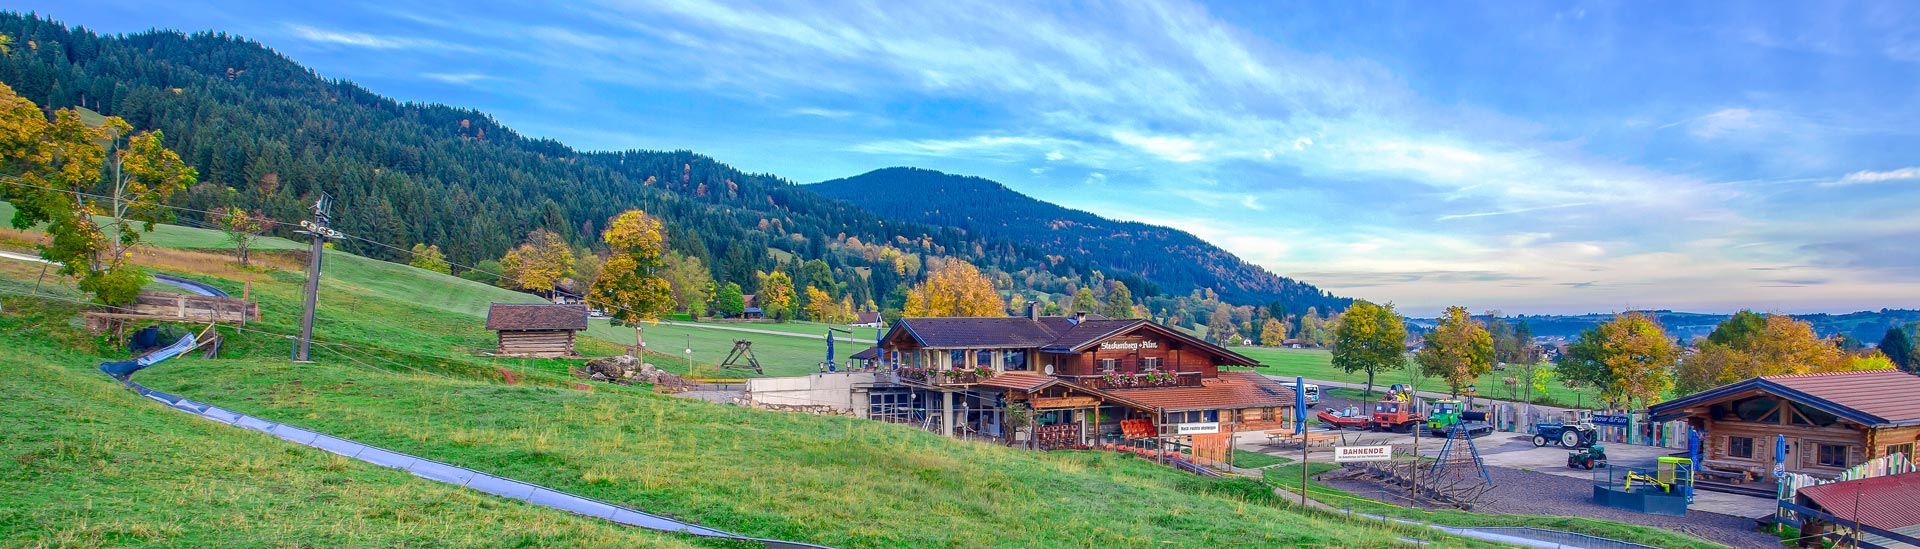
left=0, top=178, right=309, bottom=230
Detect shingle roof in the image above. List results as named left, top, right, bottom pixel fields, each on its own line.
left=894, top=317, right=1077, bottom=348
left=1099, top=371, right=1295, bottom=412
left=1042, top=319, right=1146, bottom=352
left=854, top=311, right=882, bottom=324
left=1650, top=369, right=1920, bottom=426
left=1796, top=472, right=1920, bottom=530
left=977, top=371, right=1061, bottom=392
left=850, top=346, right=880, bottom=360
left=485, top=303, right=588, bottom=331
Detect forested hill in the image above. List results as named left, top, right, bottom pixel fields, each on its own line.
left=0, top=13, right=1344, bottom=321
left=812, top=167, right=1347, bottom=310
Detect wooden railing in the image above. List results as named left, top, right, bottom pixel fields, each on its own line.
left=893, top=369, right=984, bottom=386
left=1071, top=371, right=1203, bottom=390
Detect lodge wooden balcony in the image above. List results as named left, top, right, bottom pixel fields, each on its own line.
left=1070, top=371, right=1203, bottom=390
left=891, top=368, right=987, bottom=386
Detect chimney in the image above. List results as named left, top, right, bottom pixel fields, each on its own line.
left=1071, top=311, right=1086, bottom=325
left=1026, top=301, right=1040, bottom=320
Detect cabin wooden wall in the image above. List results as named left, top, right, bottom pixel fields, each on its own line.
left=1055, top=336, right=1221, bottom=378
left=497, top=330, right=577, bottom=358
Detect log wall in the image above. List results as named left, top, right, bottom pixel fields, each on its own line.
left=497, top=330, right=577, bottom=358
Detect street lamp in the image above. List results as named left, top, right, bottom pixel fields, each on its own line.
left=1466, top=383, right=1478, bottom=407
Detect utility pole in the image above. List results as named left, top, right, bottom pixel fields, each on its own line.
left=293, top=193, right=340, bottom=362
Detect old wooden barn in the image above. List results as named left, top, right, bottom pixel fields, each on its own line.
left=485, top=303, right=588, bottom=358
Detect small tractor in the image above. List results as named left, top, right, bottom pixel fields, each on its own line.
left=1532, top=421, right=1599, bottom=448
left=1426, top=399, right=1494, bottom=438
left=1567, top=444, right=1608, bottom=470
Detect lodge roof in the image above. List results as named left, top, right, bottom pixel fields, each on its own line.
left=1648, top=369, right=1920, bottom=427
left=485, top=303, right=588, bottom=331
left=854, top=311, right=882, bottom=324
left=887, top=315, right=1260, bottom=367
left=1098, top=371, right=1295, bottom=412
left=1796, top=472, right=1920, bottom=531
left=850, top=346, right=880, bottom=360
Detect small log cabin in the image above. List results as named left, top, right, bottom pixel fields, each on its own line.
left=485, top=303, right=588, bottom=358
left=874, top=309, right=1294, bottom=447
left=1649, top=369, right=1920, bottom=480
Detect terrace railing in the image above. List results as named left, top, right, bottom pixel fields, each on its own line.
left=1072, top=371, right=1203, bottom=390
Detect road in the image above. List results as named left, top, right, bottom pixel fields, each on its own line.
left=658, top=320, right=868, bottom=342
left=0, top=249, right=52, bottom=264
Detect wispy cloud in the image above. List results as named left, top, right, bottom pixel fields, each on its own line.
left=1824, top=166, right=1920, bottom=186
left=420, top=72, right=496, bottom=85
left=1437, top=202, right=1593, bottom=221
left=788, top=107, right=854, bottom=118
left=284, top=23, right=472, bottom=52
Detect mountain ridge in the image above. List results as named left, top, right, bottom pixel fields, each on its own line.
left=811, top=167, right=1348, bottom=314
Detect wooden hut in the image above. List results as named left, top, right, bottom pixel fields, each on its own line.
left=486, top=303, right=588, bottom=358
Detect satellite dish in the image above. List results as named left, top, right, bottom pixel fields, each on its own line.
left=1044, top=364, right=1055, bottom=375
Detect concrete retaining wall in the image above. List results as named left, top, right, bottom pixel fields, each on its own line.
left=744, top=373, right=875, bottom=418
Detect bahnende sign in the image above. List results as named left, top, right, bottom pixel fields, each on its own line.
left=1333, top=445, right=1393, bottom=462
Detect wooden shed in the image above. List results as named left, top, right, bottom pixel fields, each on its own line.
left=486, top=303, right=588, bottom=358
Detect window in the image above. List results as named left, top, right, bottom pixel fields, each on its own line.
left=1143, top=357, right=1162, bottom=371
left=949, top=350, right=966, bottom=367
left=1004, top=349, right=1028, bottom=371
left=1728, top=436, right=1754, bottom=459
left=1817, top=444, right=1851, bottom=468
left=1100, top=358, right=1118, bottom=373
left=977, top=350, right=993, bottom=368
left=1888, top=443, right=1914, bottom=459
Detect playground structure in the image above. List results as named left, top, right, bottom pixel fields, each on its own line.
left=1332, top=409, right=1496, bottom=509
left=1592, top=456, right=1694, bottom=516
left=719, top=340, right=764, bottom=375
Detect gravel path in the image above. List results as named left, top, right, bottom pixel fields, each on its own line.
left=1321, top=466, right=1780, bottom=549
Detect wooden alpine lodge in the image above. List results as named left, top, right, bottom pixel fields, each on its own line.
left=864, top=308, right=1296, bottom=451
left=1649, top=369, right=1920, bottom=482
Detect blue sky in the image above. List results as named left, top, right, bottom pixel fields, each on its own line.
left=21, top=0, right=1920, bottom=315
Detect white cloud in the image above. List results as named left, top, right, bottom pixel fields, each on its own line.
left=285, top=24, right=470, bottom=51
left=1045, top=151, right=1065, bottom=161
left=788, top=107, right=854, bottom=118
left=420, top=72, right=495, bottom=85
left=1241, top=195, right=1265, bottom=211
left=1825, top=166, right=1920, bottom=186
left=1085, top=172, right=1107, bottom=184
left=1111, top=130, right=1206, bottom=162
left=1293, top=137, right=1313, bottom=151
left=1683, top=108, right=1767, bottom=138
left=849, top=135, right=1056, bottom=158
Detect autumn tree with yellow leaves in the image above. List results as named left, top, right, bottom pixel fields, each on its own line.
left=904, top=259, right=1002, bottom=317
left=501, top=229, right=573, bottom=297
left=757, top=270, right=796, bottom=321
left=1, top=83, right=195, bottom=305
left=1415, top=306, right=1494, bottom=396
left=1677, top=312, right=1882, bottom=393
left=587, top=210, right=674, bottom=328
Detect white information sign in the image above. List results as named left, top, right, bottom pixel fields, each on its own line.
left=1333, top=445, right=1393, bottom=463
left=1174, top=422, right=1220, bottom=435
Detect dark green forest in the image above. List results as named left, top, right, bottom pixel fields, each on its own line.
left=812, top=167, right=1347, bottom=315
left=0, top=13, right=1345, bottom=322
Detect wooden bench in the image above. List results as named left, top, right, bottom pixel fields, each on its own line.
left=1700, top=459, right=1762, bottom=482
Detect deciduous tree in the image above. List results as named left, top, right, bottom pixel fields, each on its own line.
left=804, top=286, right=853, bottom=323
left=500, top=229, right=573, bottom=297
left=1260, top=317, right=1288, bottom=346
left=1332, top=301, right=1408, bottom=395
left=1102, top=281, right=1135, bottom=319
left=1069, top=287, right=1098, bottom=314
left=903, top=259, right=1002, bottom=317
left=587, top=210, right=672, bottom=328
left=2, top=84, right=195, bottom=305
left=407, top=243, right=450, bottom=274
left=713, top=282, right=746, bottom=318
left=1415, top=306, right=1494, bottom=396
left=757, top=270, right=796, bottom=321
left=662, top=251, right=712, bottom=317
left=1565, top=312, right=1679, bottom=409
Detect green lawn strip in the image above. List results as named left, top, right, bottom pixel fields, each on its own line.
left=1232, top=450, right=1292, bottom=469
left=1261, top=465, right=1729, bottom=549
left=0, top=302, right=696, bottom=549
left=1231, top=346, right=1613, bottom=409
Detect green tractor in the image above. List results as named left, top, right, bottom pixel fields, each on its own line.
left=1426, top=399, right=1493, bottom=438
left=1567, top=444, right=1607, bottom=470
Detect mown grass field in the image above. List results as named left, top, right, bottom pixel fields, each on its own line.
left=1231, top=346, right=1610, bottom=408
left=0, top=204, right=1512, bottom=548
left=1262, top=465, right=1727, bottom=549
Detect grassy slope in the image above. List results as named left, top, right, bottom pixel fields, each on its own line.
left=1, top=205, right=1496, bottom=548
left=1262, top=465, right=1727, bottom=549
left=0, top=304, right=694, bottom=549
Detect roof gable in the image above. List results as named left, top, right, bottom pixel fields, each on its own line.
left=485, top=303, right=588, bottom=331
left=1649, top=369, right=1920, bottom=427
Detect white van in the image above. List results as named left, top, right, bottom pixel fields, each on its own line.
left=1286, top=382, right=1321, bottom=407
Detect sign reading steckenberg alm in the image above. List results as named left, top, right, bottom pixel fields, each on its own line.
left=1333, top=445, right=1393, bottom=462
left=1098, top=339, right=1161, bottom=351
